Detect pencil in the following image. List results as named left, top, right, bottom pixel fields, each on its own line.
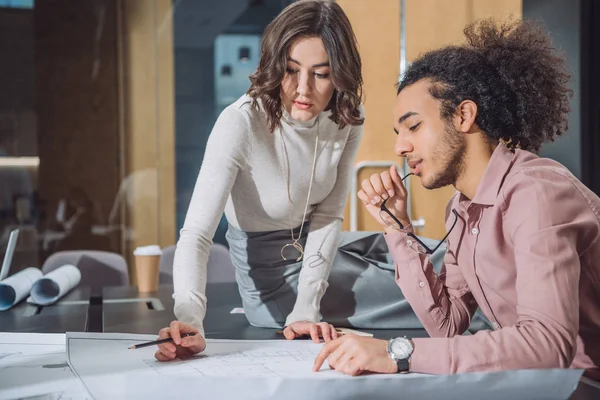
left=275, top=328, right=346, bottom=335
left=275, top=328, right=373, bottom=337
left=128, top=332, right=196, bottom=350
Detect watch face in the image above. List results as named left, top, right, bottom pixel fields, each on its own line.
left=390, top=338, right=413, bottom=359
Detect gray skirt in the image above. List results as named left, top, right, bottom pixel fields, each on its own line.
left=225, top=224, right=448, bottom=330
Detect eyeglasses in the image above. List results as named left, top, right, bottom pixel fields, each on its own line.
left=378, top=173, right=459, bottom=255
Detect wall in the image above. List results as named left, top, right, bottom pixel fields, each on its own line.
left=523, top=0, right=581, bottom=178
left=0, top=9, right=36, bottom=156
left=338, top=0, right=522, bottom=238
left=173, top=0, right=282, bottom=245
left=35, top=0, right=121, bottom=255
left=119, top=0, right=176, bottom=280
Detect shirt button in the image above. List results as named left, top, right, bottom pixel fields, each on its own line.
left=419, top=281, right=425, bottom=287
left=492, top=322, right=500, bottom=329
left=471, top=227, right=479, bottom=235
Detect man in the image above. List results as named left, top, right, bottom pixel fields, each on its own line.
left=313, top=18, right=600, bottom=380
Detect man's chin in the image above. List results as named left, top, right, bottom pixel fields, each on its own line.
left=421, top=174, right=450, bottom=190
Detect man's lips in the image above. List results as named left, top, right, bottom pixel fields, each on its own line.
left=407, top=160, right=422, bottom=170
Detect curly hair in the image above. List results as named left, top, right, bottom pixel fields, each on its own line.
left=247, top=0, right=364, bottom=132
left=397, top=18, right=573, bottom=153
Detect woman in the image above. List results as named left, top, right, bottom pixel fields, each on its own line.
left=154, top=0, right=441, bottom=362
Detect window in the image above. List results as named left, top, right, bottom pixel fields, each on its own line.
left=0, top=0, right=34, bottom=9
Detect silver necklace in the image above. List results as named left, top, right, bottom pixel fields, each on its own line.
left=278, top=117, right=319, bottom=262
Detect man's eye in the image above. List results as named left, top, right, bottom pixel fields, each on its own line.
left=409, top=122, right=421, bottom=132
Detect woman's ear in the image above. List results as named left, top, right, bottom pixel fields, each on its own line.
left=454, top=99, right=478, bottom=133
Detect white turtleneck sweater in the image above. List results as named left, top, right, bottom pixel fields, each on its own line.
left=173, top=95, right=364, bottom=336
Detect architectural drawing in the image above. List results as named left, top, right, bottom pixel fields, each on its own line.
left=0, top=333, right=90, bottom=400
left=65, top=332, right=584, bottom=400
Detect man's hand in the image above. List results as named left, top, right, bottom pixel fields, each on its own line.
left=357, top=165, right=411, bottom=229
left=283, top=321, right=339, bottom=343
left=313, top=334, right=398, bottom=376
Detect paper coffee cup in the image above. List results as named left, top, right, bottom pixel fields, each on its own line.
left=133, top=245, right=162, bottom=292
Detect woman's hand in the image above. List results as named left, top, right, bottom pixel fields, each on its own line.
left=283, top=321, right=339, bottom=343
left=154, top=320, right=206, bottom=361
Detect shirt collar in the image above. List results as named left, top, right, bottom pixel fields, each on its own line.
left=459, top=142, right=515, bottom=207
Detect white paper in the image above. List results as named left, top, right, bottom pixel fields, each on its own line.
left=0, top=267, right=43, bottom=311
left=66, top=332, right=584, bottom=400
left=28, top=264, right=81, bottom=306
left=0, top=333, right=91, bottom=400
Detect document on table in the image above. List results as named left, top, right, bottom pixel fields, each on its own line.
left=0, top=333, right=90, bottom=400
left=66, top=332, right=583, bottom=400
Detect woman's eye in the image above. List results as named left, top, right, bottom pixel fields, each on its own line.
left=314, top=72, right=330, bottom=79
left=286, top=68, right=298, bottom=74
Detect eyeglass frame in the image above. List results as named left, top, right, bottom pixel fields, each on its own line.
left=379, top=173, right=460, bottom=255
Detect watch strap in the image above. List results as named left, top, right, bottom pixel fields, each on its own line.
left=396, top=357, right=409, bottom=373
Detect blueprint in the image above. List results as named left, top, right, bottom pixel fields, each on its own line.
left=0, top=333, right=90, bottom=400
left=65, top=332, right=584, bottom=400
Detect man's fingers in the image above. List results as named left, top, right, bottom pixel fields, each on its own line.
left=357, top=190, right=372, bottom=206
left=369, top=174, right=387, bottom=201
left=389, top=165, right=403, bottom=187
left=390, top=165, right=408, bottom=197
left=360, top=178, right=379, bottom=205
left=340, top=359, right=362, bottom=376
left=335, top=350, right=354, bottom=373
left=326, top=347, right=344, bottom=370
left=313, top=339, right=342, bottom=372
left=380, top=171, right=395, bottom=198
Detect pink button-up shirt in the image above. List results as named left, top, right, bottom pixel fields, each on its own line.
left=385, top=143, right=600, bottom=380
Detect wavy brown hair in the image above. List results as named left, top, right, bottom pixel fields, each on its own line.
left=247, top=0, right=364, bottom=132
left=397, top=18, right=573, bottom=153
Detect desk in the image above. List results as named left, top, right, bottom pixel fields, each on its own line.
left=101, top=283, right=430, bottom=340
left=98, top=283, right=600, bottom=400
left=1, top=283, right=598, bottom=399
left=0, top=287, right=90, bottom=333
left=101, top=285, right=175, bottom=334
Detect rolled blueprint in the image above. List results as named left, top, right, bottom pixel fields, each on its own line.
left=0, top=267, right=43, bottom=311
left=29, top=265, right=81, bottom=306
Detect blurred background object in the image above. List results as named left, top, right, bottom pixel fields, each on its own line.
left=0, top=0, right=594, bottom=285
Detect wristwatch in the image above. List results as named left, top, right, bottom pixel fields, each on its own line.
left=387, top=337, right=413, bottom=373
